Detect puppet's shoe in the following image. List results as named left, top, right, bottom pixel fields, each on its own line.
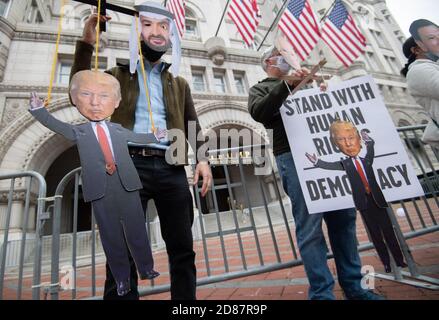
left=398, top=262, right=408, bottom=268
left=384, top=265, right=392, bottom=273
left=139, top=270, right=160, bottom=280
left=116, top=279, right=131, bottom=296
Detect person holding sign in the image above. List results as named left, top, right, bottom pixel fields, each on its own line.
left=248, top=46, right=384, bottom=300
left=405, top=19, right=439, bottom=149
left=29, top=71, right=162, bottom=296
left=306, top=121, right=407, bottom=273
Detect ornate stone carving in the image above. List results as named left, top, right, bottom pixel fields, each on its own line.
left=0, top=17, right=15, bottom=39
left=226, top=53, right=260, bottom=65
left=0, top=98, right=28, bottom=131
left=192, top=93, right=248, bottom=102
left=0, top=85, right=68, bottom=94
left=196, top=101, right=249, bottom=116
left=13, top=31, right=128, bottom=49
left=0, top=43, right=9, bottom=82
left=0, top=98, right=81, bottom=166
left=205, top=36, right=227, bottom=66
left=337, top=60, right=368, bottom=79
left=0, top=189, right=39, bottom=204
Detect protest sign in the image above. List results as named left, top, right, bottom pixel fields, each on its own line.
left=280, top=75, right=425, bottom=214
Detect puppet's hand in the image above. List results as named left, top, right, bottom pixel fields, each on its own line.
left=360, top=129, right=372, bottom=142
left=154, top=128, right=167, bottom=141
left=29, top=92, right=45, bottom=110
left=305, top=152, right=318, bottom=165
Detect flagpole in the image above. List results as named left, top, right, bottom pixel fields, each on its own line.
left=163, top=0, right=168, bottom=7
left=319, top=0, right=337, bottom=22
left=215, top=0, right=231, bottom=37
left=256, top=0, right=289, bottom=51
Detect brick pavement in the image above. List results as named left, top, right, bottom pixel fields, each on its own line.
left=2, top=198, right=439, bottom=300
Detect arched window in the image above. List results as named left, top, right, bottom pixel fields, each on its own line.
left=0, top=0, right=11, bottom=17
left=184, top=7, right=200, bottom=40
left=25, top=0, right=44, bottom=24
left=398, top=119, right=411, bottom=127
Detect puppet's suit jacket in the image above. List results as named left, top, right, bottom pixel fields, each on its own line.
left=30, top=107, right=157, bottom=202
left=315, top=140, right=387, bottom=211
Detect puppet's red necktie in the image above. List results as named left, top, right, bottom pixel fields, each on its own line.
left=354, top=158, right=370, bottom=194
left=96, top=123, right=116, bottom=175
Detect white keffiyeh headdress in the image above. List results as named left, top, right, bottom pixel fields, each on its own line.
left=129, top=1, right=181, bottom=77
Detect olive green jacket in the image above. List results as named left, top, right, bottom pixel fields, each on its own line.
left=70, top=40, right=206, bottom=165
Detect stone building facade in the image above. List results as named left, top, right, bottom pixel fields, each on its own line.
left=0, top=0, right=430, bottom=236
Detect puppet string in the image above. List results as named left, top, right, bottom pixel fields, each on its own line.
left=135, top=14, right=156, bottom=132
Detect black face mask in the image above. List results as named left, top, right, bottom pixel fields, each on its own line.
left=141, top=41, right=166, bottom=62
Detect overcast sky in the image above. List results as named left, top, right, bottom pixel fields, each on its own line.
left=385, top=0, right=438, bottom=36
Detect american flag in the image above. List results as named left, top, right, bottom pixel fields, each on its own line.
left=278, top=0, right=321, bottom=61
left=167, top=0, right=186, bottom=39
left=228, top=0, right=261, bottom=47
left=321, top=0, right=366, bottom=67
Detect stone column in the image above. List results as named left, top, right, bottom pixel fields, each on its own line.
left=0, top=15, right=15, bottom=82
left=0, top=190, right=37, bottom=240
left=0, top=191, right=23, bottom=232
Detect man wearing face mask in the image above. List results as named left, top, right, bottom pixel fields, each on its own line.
left=409, top=19, right=439, bottom=61
left=406, top=19, right=439, bottom=149
left=247, top=46, right=385, bottom=300
left=71, top=1, right=212, bottom=300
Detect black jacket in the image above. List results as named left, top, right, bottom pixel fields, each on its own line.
left=248, top=78, right=294, bottom=156
left=71, top=40, right=205, bottom=165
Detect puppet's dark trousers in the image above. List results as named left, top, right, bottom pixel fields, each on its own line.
left=92, top=169, right=155, bottom=288
left=104, top=155, right=196, bottom=300
left=359, top=193, right=406, bottom=269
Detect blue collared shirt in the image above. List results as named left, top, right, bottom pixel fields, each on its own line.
left=133, top=61, right=169, bottom=150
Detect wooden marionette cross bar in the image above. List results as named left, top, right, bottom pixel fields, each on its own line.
left=281, top=59, right=328, bottom=96
left=73, top=0, right=137, bottom=32
left=280, top=74, right=332, bottom=82
left=73, top=0, right=136, bottom=15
